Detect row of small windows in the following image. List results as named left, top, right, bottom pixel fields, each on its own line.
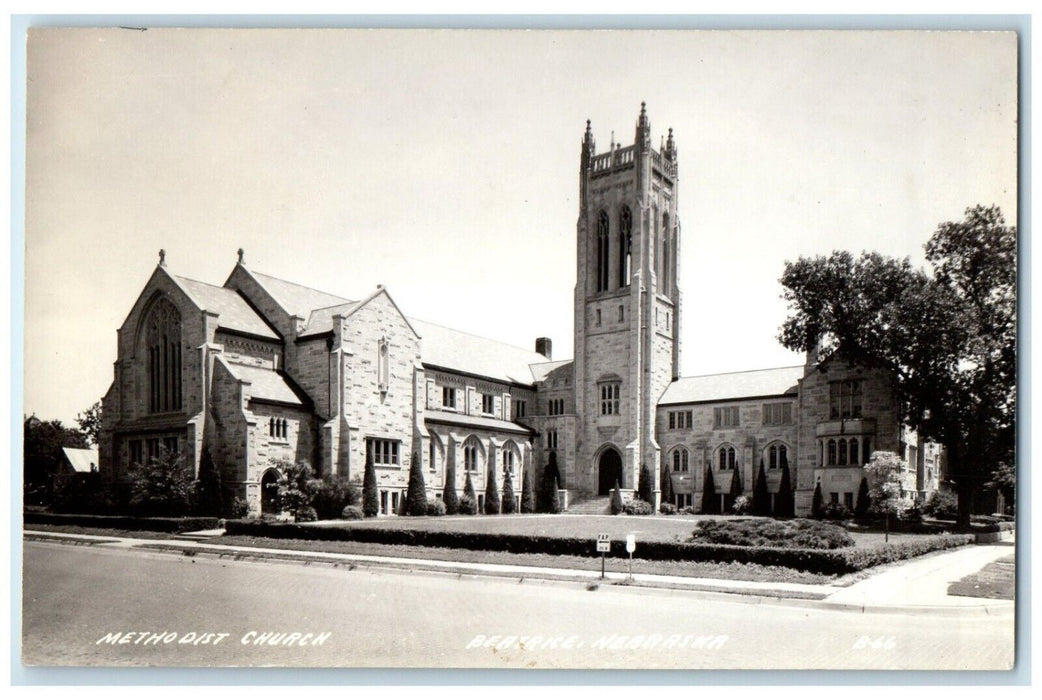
left=268, top=417, right=289, bottom=439
left=367, top=438, right=401, bottom=467
left=669, top=403, right=793, bottom=430
left=548, top=398, right=565, bottom=416
left=600, top=382, right=621, bottom=416
left=127, top=436, right=179, bottom=467
left=714, top=407, right=740, bottom=428
left=667, top=410, right=692, bottom=430
left=830, top=380, right=863, bottom=420
left=822, top=437, right=872, bottom=466
left=668, top=443, right=789, bottom=472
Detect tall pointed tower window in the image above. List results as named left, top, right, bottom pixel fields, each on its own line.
left=143, top=297, right=182, bottom=413
left=661, top=212, right=671, bottom=294
left=596, top=211, right=610, bottom=292
left=618, top=206, right=632, bottom=287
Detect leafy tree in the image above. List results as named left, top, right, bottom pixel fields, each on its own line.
left=362, top=451, right=379, bottom=517
left=443, top=458, right=459, bottom=515
left=752, top=459, right=770, bottom=516
left=23, top=416, right=88, bottom=498
left=502, top=469, right=516, bottom=514
left=865, top=451, right=913, bottom=541
left=660, top=464, right=675, bottom=507
left=811, top=482, right=824, bottom=519
left=700, top=466, right=718, bottom=515
left=778, top=206, right=1015, bottom=528
left=855, top=476, right=872, bottom=518
left=610, top=481, right=623, bottom=515
left=484, top=464, right=501, bottom=514
left=405, top=452, right=427, bottom=516
left=547, top=476, right=562, bottom=514
left=276, top=460, right=322, bottom=522
left=194, top=446, right=223, bottom=517
left=775, top=457, right=794, bottom=518
left=520, top=465, right=536, bottom=513
left=128, top=447, right=195, bottom=517
left=76, top=401, right=103, bottom=447
left=985, top=462, right=1015, bottom=514
left=637, top=464, right=653, bottom=504
left=311, top=474, right=361, bottom=520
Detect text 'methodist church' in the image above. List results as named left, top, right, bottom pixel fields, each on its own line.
left=99, top=104, right=942, bottom=517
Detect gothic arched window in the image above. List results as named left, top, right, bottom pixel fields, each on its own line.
left=596, top=211, right=610, bottom=292
left=143, top=297, right=182, bottom=413
left=672, top=446, right=689, bottom=473
left=618, top=206, right=633, bottom=287
left=463, top=436, right=483, bottom=473
left=718, top=445, right=736, bottom=470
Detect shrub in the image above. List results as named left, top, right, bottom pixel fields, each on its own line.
left=520, top=466, right=536, bottom=514
left=752, top=460, right=770, bottom=516
left=311, top=475, right=361, bottom=520
left=922, top=490, right=958, bottom=520
left=275, top=461, right=322, bottom=522
left=341, top=505, right=364, bottom=520
left=25, top=512, right=219, bottom=533
left=775, top=460, right=794, bottom=518
left=426, top=500, right=447, bottom=516
left=458, top=494, right=477, bottom=515
left=128, top=448, right=195, bottom=517
left=610, top=482, right=623, bottom=515
left=443, top=460, right=459, bottom=515
left=659, top=502, right=677, bottom=515
left=822, top=502, right=853, bottom=521
left=406, top=453, right=428, bottom=516
left=682, top=506, right=697, bottom=515
left=700, top=467, right=718, bottom=515
left=502, top=470, right=516, bottom=514
left=227, top=496, right=251, bottom=519
left=855, top=476, right=872, bottom=518
left=484, top=465, right=501, bottom=515
left=731, top=495, right=751, bottom=515
left=547, top=477, right=562, bottom=514
left=638, top=464, right=653, bottom=504
left=51, top=474, right=118, bottom=515
left=295, top=506, right=317, bottom=523
left=692, top=518, right=855, bottom=550
left=362, top=452, right=379, bottom=518
left=624, top=499, right=653, bottom=515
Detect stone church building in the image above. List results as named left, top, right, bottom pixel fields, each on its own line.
left=98, top=104, right=941, bottom=516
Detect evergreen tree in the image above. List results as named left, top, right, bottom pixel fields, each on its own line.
left=362, top=450, right=379, bottom=518
left=660, top=464, right=675, bottom=508
left=752, top=459, right=770, bottom=516
left=638, top=463, right=653, bottom=504
left=775, top=458, right=794, bottom=518
left=195, top=446, right=223, bottom=517
left=700, top=466, right=718, bottom=515
left=855, top=476, right=872, bottom=518
left=610, top=481, right=624, bottom=515
left=405, top=452, right=427, bottom=516
left=443, top=459, right=459, bottom=515
left=484, top=464, right=501, bottom=514
left=502, top=469, right=516, bottom=514
left=812, top=481, right=824, bottom=518
left=541, top=451, right=561, bottom=512
left=547, top=476, right=562, bottom=514
left=520, top=466, right=536, bottom=513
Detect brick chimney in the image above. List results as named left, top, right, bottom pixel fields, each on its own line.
left=535, top=337, right=552, bottom=361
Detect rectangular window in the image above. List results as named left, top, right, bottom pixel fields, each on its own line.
left=829, top=379, right=863, bottom=419
left=129, top=439, right=143, bottom=467
left=482, top=394, right=495, bottom=415
left=618, top=305, right=625, bottom=322
left=514, top=400, right=526, bottom=419
left=713, top=406, right=740, bottom=428
left=366, top=438, right=401, bottom=467
left=830, top=492, right=840, bottom=505
left=596, top=309, right=602, bottom=326
left=599, top=382, right=620, bottom=416
left=668, top=411, right=692, bottom=429
left=844, top=492, right=854, bottom=509
left=429, top=441, right=436, bottom=473
left=546, top=429, right=559, bottom=451
left=147, top=438, right=160, bottom=462
left=163, top=436, right=179, bottom=455
left=668, top=412, right=676, bottom=430
left=442, top=387, right=457, bottom=410
left=762, top=402, right=793, bottom=425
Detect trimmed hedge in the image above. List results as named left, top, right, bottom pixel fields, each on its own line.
left=221, top=519, right=975, bottom=575
left=25, top=512, right=219, bottom=533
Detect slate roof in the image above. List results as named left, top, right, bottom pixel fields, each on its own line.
left=659, top=365, right=804, bottom=406
left=424, top=410, right=534, bottom=436
left=249, top=271, right=352, bottom=320
left=303, top=301, right=365, bottom=335
left=409, top=318, right=551, bottom=386
left=222, top=361, right=309, bottom=406
left=61, top=447, right=99, bottom=473
left=173, top=275, right=279, bottom=340
left=530, top=359, right=573, bottom=383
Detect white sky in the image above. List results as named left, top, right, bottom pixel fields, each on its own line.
left=23, top=28, right=1017, bottom=426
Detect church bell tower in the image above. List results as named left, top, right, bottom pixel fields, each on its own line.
left=572, top=103, right=682, bottom=504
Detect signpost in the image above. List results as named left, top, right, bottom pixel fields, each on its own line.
left=626, top=534, right=636, bottom=581
left=596, top=534, right=610, bottom=579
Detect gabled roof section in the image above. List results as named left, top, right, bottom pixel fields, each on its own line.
left=171, top=275, right=279, bottom=340
left=248, top=270, right=352, bottom=319
left=303, top=301, right=365, bottom=336
left=61, top=447, right=99, bottom=473
left=409, top=318, right=551, bottom=386
left=220, top=359, right=311, bottom=407
left=659, top=365, right=804, bottom=406
left=530, top=359, right=573, bottom=383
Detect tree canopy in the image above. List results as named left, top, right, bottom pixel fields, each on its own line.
left=76, top=401, right=103, bottom=447
left=778, top=205, right=1015, bottom=526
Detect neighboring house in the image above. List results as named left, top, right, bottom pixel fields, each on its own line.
left=98, top=104, right=942, bottom=516
left=58, top=447, right=99, bottom=477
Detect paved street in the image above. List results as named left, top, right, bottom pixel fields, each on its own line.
left=21, top=540, right=1014, bottom=669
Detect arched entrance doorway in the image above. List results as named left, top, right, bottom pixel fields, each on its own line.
left=597, top=448, right=623, bottom=495
left=261, top=469, right=280, bottom=514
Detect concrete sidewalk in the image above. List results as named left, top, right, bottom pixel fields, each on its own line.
left=23, top=529, right=1015, bottom=615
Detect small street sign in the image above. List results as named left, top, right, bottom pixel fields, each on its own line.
left=625, top=534, right=636, bottom=553
left=596, top=533, right=610, bottom=553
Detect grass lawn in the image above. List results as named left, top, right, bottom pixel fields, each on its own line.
left=947, top=554, right=1015, bottom=600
